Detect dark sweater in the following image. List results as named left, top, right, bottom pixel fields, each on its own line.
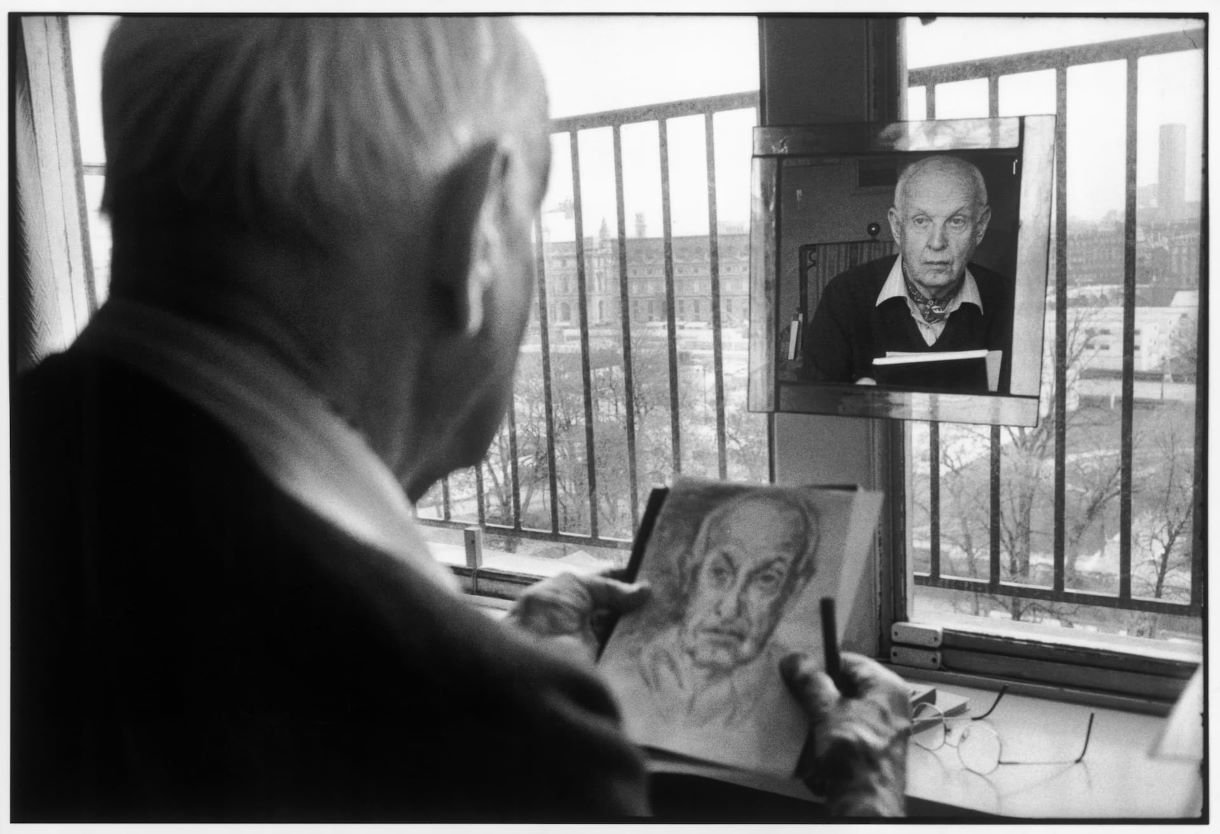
left=11, top=346, right=648, bottom=822
left=800, top=255, right=1014, bottom=394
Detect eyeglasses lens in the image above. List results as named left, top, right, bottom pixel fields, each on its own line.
left=911, top=702, right=946, bottom=750
left=957, top=722, right=1002, bottom=774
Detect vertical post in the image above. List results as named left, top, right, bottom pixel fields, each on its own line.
left=612, top=125, right=642, bottom=530
left=1190, top=221, right=1206, bottom=611
left=533, top=218, right=561, bottom=535
left=474, top=465, right=486, bottom=526
left=1052, top=66, right=1069, bottom=594
left=464, top=526, right=483, bottom=595
left=929, top=423, right=941, bottom=582
left=659, top=118, right=682, bottom=475
left=506, top=401, right=521, bottom=531
left=1118, top=56, right=1139, bottom=601
left=990, top=426, right=1003, bottom=588
left=761, top=17, right=905, bottom=655
left=705, top=110, right=729, bottom=480
left=569, top=131, right=600, bottom=538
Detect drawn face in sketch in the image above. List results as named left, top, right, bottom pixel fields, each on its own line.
left=679, top=496, right=816, bottom=672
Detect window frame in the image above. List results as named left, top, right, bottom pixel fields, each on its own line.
left=15, top=14, right=99, bottom=366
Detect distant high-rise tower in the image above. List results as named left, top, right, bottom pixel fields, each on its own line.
left=635, top=211, right=647, bottom=239
left=1158, top=123, right=1186, bottom=222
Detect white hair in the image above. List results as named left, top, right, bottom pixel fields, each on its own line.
left=893, top=154, right=989, bottom=213
left=101, top=17, right=549, bottom=273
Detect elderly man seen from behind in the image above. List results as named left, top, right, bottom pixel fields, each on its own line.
left=802, top=154, right=1014, bottom=393
left=12, top=17, right=910, bottom=822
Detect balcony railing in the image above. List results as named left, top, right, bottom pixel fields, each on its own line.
left=418, top=28, right=1204, bottom=637
left=908, top=30, right=1205, bottom=621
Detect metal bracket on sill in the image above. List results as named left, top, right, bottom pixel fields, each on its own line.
left=464, top=526, right=483, bottom=595
left=890, top=645, right=943, bottom=670
left=892, top=622, right=944, bottom=648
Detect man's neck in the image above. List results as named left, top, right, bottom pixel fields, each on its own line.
left=109, top=278, right=327, bottom=401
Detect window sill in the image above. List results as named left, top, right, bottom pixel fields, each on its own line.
left=459, top=588, right=1201, bottom=819
left=911, top=609, right=1203, bottom=665
left=899, top=672, right=1203, bottom=819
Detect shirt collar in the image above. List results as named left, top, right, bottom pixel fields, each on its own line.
left=78, top=298, right=459, bottom=594
left=875, top=257, right=984, bottom=315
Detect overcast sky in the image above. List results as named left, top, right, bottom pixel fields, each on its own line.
left=69, top=15, right=1204, bottom=234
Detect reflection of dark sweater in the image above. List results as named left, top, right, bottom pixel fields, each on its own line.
left=800, top=255, right=1014, bottom=394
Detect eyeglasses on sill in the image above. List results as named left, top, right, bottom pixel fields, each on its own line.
left=911, top=685, right=1095, bottom=775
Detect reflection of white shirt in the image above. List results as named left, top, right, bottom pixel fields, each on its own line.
left=874, top=258, right=984, bottom=346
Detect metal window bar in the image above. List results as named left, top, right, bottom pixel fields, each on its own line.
left=1119, top=56, right=1139, bottom=602
left=506, top=387, right=522, bottom=531
left=474, top=463, right=486, bottom=526
left=533, top=217, right=562, bottom=535
left=1052, top=65, right=1069, bottom=597
left=910, top=30, right=1204, bottom=617
left=1190, top=205, right=1207, bottom=609
left=568, top=130, right=601, bottom=538
left=928, top=422, right=941, bottom=582
left=658, top=119, right=682, bottom=476
left=705, top=111, right=729, bottom=480
left=612, top=125, right=642, bottom=530
left=989, top=425, right=1002, bottom=590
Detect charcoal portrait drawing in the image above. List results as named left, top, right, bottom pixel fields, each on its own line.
left=599, top=480, right=863, bottom=774
left=635, top=492, right=818, bottom=727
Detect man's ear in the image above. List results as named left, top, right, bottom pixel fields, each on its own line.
left=430, top=140, right=510, bottom=337
left=974, top=204, right=992, bottom=246
left=887, top=206, right=903, bottom=245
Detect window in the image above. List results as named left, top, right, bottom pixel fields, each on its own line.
left=45, top=16, right=1203, bottom=699
left=898, top=17, right=1204, bottom=694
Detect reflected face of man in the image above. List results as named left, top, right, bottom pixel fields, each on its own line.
left=679, top=498, right=810, bottom=672
left=888, top=159, right=991, bottom=298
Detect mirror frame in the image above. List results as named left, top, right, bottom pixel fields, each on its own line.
left=748, top=116, right=1055, bottom=426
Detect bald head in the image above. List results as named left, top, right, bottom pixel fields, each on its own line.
left=893, top=155, right=988, bottom=215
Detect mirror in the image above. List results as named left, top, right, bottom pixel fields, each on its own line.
left=748, top=117, right=1055, bottom=426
